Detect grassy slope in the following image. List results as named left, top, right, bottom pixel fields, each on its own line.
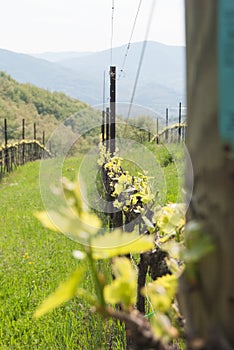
left=0, top=158, right=124, bottom=350
left=0, top=144, right=185, bottom=349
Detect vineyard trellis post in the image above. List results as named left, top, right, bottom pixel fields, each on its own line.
left=109, top=66, right=116, bottom=156
left=166, top=108, right=169, bottom=142
left=22, top=119, right=25, bottom=164
left=33, top=122, right=37, bottom=160
left=42, top=131, right=45, bottom=146
left=34, top=122, right=37, bottom=140
left=178, top=102, right=182, bottom=143
left=156, top=117, right=159, bottom=144
left=106, top=107, right=110, bottom=151
left=101, top=110, right=105, bottom=145
left=4, top=118, right=9, bottom=173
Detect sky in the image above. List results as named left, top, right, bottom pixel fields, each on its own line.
left=0, top=0, right=185, bottom=54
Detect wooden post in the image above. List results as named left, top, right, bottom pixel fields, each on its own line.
left=179, top=1, right=234, bottom=348
left=4, top=118, right=9, bottom=172
left=106, top=107, right=110, bottom=152
left=156, top=118, right=159, bottom=144
left=22, top=119, right=25, bottom=140
left=34, top=122, right=37, bottom=140
left=101, top=110, right=105, bottom=145
left=166, top=108, right=169, bottom=142
left=102, top=70, right=106, bottom=146
left=178, top=102, right=182, bottom=143
left=109, top=66, right=116, bottom=156
left=22, top=119, right=25, bottom=164
left=33, top=123, right=37, bottom=159
left=42, top=131, right=45, bottom=146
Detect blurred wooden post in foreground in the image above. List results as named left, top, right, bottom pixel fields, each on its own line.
left=180, top=1, right=234, bottom=348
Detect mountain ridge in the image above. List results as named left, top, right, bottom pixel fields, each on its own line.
left=0, top=41, right=186, bottom=114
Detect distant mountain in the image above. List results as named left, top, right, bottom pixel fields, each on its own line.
left=32, top=51, right=93, bottom=62
left=0, top=48, right=99, bottom=105
left=0, top=42, right=186, bottom=115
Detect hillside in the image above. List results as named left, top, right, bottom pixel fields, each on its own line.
left=0, top=72, right=90, bottom=143
left=0, top=42, right=186, bottom=113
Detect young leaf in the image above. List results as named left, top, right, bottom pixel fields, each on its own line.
left=34, top=266, right=85, bottom=318
left=151, top=312, right=178, bottom=342
left=155, top=203, right=185, bottom=237
left=91, top=230, right=154, bottom=259
left=35, top=208, right=101, bottom=242
left=34, top=211, right=59, bottom=232
left=104, top=257, right=137, bottom=309
left=143, top=274, right=178, bottom=313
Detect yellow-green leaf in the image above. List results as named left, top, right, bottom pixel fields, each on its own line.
left=36, top=208, right=101, bottom=242
left=34, top=211, right=59, bottom=232
left=151, top=312, right=178, bottom=341
left=143, top=274, right=177, bottom=313
left=104, top=257, right=137, bottom=309
left=91, top=230, right=154, bottom=259
left=34, top=266, right=85, bottom=318
left=155, top=203, right=185, bottom=236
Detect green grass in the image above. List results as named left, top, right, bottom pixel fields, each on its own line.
left=0, top=158, right=125, bottom=350
left=0, top=144, right=185, bottom=349
left=122, top=143, right=185, bottom=204
left=146, top=143, right=185, bottom=203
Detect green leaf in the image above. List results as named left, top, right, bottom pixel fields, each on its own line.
left=34, top=211, right=59, bottom=232
left=143, top=274, right=177, bottom=313
left=35, top=208, right=101, bottom=242
left=151, top=312, right=178, bottom=341
left=34, top=266, right=85, bottom=318
left=104, top=257, right=137, bottom=309
left=155, top=203, right=185, bottom=236
left=112, top=183, right=124, bottom=196
left=91, top=230, right=154, bottom=259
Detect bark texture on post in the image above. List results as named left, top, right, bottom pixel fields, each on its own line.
left=180, top=1, right=234, bottom=348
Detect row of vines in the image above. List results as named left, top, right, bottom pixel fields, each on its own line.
left=0, top=118, right=51, bottom=181
left=0, top=140, right=51, bottom=180
left=33, top=138, right=204, bottom=350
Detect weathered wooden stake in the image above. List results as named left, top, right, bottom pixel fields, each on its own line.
left=42, top=131, right=45, bottom=146
left=166, top=108, right=169, bottom=142
left=109, top=66, right=116, bottom=156
left=106, top=107, right=110, bottom=152
left=22, top=119, right=25, bottom=164
left=156, top=118, right=159, bottom=144
left=178, top=102, right=182, bottom=143
left=34, top=122, right=37, bottom=140
left=4, top=118, right=9, bottom=172
left=101, top=110, right=105, bottom=145
left=22, top=119, right=25, bottom=140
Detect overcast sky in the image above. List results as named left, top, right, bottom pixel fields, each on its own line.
left=0, top=0, right=185, bottom=53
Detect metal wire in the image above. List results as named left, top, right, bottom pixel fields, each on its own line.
left=110, top=0, right=115, bottom=65
left=126, top=0, right=157, bottom=120
left=118, top=0, right=143, bottom=80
